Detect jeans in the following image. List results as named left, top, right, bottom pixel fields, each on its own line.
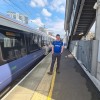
left=50, top=53, right=61, bottom=72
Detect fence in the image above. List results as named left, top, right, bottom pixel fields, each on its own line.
left=69, top=40, right=93, bottom=72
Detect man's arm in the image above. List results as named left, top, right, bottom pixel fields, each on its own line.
left=61, top=46, right=64, bottom=54
left=52, top=45, right=54, bottom=54
left=61, top=42, right=64, bottom=54
left=51, top=41, right=54, bottom=54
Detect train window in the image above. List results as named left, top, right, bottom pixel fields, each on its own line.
left=0, top=33, right=6, bottom=39
left=38, top=35, right=42, bottom=47
left=4, top=38, right=12, bottom=47
left=44, top=36, right=47, bottom=45
left=0, top=30, right=26, bottom=61
left=25, top=33, right=40, bottom=53
left=3, top=38, right=16, bottom=48
left=32, top=34, right=35, bottom=44
left=34, top=35, right=38, bottom=43
left=41, top=36, right=45, bottom=46
left=28, top=34, right=33, bottom=45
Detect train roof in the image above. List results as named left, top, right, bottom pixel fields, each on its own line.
left=0, top=13, right=49, bottom=37
left=48, top=35, right=56, bottom=40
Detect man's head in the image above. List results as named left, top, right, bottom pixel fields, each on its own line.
left=56, top=34, right=60, bottom=40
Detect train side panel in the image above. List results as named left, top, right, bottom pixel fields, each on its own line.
left=9, top=49, right=45, bottom=80
left=0, top=64, right=12, bottom=91
left=0, top=49, right=45, bottom=91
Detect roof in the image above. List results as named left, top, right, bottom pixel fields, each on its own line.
left=64, top=0, right=96, bottom=40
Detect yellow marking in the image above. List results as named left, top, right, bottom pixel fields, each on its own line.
left=47, top=63, right=57, bottom=100
left=31, top=62, right=57, bottom=100
left=29, top=58, right=57, bottom=100
left=31, top=92, right=47, bottom=100
left=31, top=65, right=52, bottom=100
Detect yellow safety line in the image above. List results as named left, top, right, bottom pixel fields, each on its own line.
left=47, top=64, right=57, bottom=100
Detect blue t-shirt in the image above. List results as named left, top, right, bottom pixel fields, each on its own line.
left=52, top=41, right=63, bottom=53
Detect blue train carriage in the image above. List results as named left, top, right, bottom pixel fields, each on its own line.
left=0, top=13, right=54, bottom=91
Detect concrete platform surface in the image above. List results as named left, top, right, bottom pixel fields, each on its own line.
left=2, top=53, right=53, bottom=100
left=52, top=50, right=100, bottom=100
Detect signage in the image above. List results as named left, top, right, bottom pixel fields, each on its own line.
left=6, top=32, right=15, bottom=36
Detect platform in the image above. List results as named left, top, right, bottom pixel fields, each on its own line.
left=52, top=50, right=100, bottom=100
left=1, top=50, right=100, bottom=100
left=2, top=53, right=53, bottom=100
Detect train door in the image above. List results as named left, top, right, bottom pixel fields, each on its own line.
left=25, top=33, right=40, bottom=53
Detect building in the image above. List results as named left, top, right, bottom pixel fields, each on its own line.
left=39, top=27, right=46, bottom=33
left=7, top=11, right=28, bottom=24
left=64, top=0, right=96, bottom=41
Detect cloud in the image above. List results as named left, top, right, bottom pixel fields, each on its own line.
left=45, top=18, right=66, bottom=38
left=28, top=17, right=65, bottom=38
left=30, top=0, right=48, bottom=7
left=42, top=8, right=52, bottom=17
left=50, top=0, right=66, bottom=13
left=58, top=5, right=65, bottom=13
left=29, top=17, right=44, bottom=27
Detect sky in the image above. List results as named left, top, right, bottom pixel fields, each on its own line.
left=0, top=0, right=66, bottom=37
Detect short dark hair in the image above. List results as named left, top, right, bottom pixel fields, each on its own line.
left=56, top=34, right=60, bottom=37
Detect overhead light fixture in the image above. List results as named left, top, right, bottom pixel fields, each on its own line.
left=79, top=32, right=84, bottom=35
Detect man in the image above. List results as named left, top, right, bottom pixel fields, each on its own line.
left=48, top=34, right=64, bottom=75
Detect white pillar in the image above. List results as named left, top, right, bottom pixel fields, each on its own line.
left=95, top=0, right=100, bottom=40
left=92, top=0, right=100, bottom=78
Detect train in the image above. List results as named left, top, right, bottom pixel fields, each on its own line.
left=0, top=13, right=54, bottom=91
